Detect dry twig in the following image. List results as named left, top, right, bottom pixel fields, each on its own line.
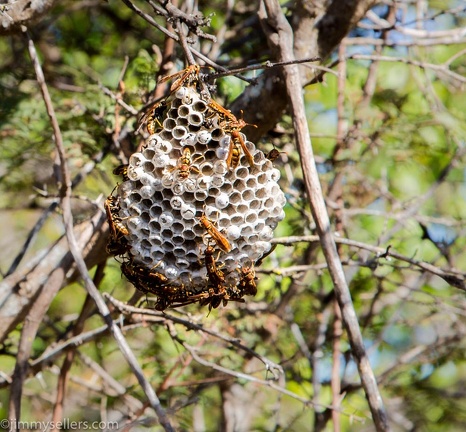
left=258, top=1, right=391, bottom=430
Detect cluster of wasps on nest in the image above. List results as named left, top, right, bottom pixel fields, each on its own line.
left=105, top=64, right=281, bottom=311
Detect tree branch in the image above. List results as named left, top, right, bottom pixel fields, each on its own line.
left=258, top=1, right=391, bottom=430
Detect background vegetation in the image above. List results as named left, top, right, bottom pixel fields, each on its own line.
left=0, top=0, right=465, bottom=431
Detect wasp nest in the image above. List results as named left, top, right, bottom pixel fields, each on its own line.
left=107, top=68, right=286, bottom=310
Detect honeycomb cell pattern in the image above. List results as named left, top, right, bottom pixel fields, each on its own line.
left=107, top=68, right=286, bottom=310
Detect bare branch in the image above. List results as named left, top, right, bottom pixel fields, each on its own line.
left=348, top=53, right=466, bottom=86
left=104, top=293, right=284, bottom=378
left=271, top=235, right=466, bottom=290
left=258, top=1, right=390, bottom=430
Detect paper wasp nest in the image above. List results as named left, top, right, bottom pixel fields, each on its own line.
left=114, top=85, right=286, bottom=300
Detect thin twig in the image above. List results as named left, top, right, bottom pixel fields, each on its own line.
left=176, top=338, right=365, bottom=423
left=310, top=304, right=333, bottom=429
left=104, top=293, right=284, bottom=378
left=344, top=34, right=466, bottom=47
left=99, top=84, right=139, bottom=115
left=206, top=57, right=321, bottom=80
left=348, top=53, right=466, bottom=85
left=272, top=235, right=466, bottom=290
left=331, top=300, right=343, bottom=431
left=152, top=7, right=175, bottom=100
left=151, top=0, right=215, bottom=40
left=119, top=0, right=252, bottom=84
left=8, top=268, right=65, bottom=426
left=175, top=19, right=196, bottom=65
left=77, top=351, right=127, bottom=396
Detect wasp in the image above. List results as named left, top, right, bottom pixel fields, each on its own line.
left=170, top=148, right=201, bottom=180
left=138, top=99, right=168, bottom=135
left=202, top=245, right=227, bottom=309
left=106, top=236, right=130, bottom=257
left=226, top=133, right=247, bottom=169
left=105, top=195, right=129, bottom=237
left=207, top=99, right=241, bottom=125
left=113, top=164, right=129, bottom=182
left=105, top=194, right=130, bottom=256
left=198, top=214, right=232, bottom=253
left=199, top=294, right=224, bottom=310
left=204, top=245, right=226, bottom=288
left=199, top=284, right=246, bottom=310
left=157, top=290, right=210, bottom=311
left=237, top=266, right=257, bottom=296
left=146, top=100, right=168, bottom=135
left=226, top=128, right=256, bottom=169
left=123, top=262, right=169, bottom=286
left=207, top=100, right=257, bottom=169
left=152, top=284, right=189, bottom=311
left=121, top=261, right=171, bottom=298
left=121, top=261, right=149, bottom=294
left=158, top=64, right=201, bottom=93
left=121, top=259, right=214, bottom=310
left=265, top=148, right=286, bottom=162
left=106, top=238, right=130, bottom=257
